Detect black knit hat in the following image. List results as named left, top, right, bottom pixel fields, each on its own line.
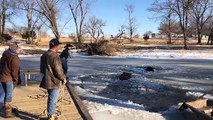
left=49, top=38, right=61, bottom=47
left=64, top=44, right=73, bottom=48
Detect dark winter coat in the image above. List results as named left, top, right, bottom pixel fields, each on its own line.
left=60, top=48, right=72, bottom=75
left=0, top=50, right=20, bottom=83
left=60, top=48, right=71, bottom=60
left=40, top=50, right=66, bottom=89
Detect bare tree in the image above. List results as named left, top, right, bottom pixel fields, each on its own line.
left=149, top=0, right=174, bottom=44
left=169, top=0, right=194, bottom=49
left=207, top=28, right=213, bottom=45
left=111, top=25, right=125, bottom=40
left=207, top=20, right=213, bottom=45
left=85, top=16, right=106, bottom=43
left=190, top=0, right=213, bottom=44
left=167, top=11, right=172, bottom=44
left=124, top=4, right=137, bottom=41
left=69, top=0, right=89, bottom=47
left=18, top=0, right=36, bottom=43
left=150, top=0, right=193, bottom=49
left=0, top=0, right=17, bottom=42
left=36, top=0, right=60, bottom=39
left=34, top=15, right=47, bottom=42
left=158, top=19, right=182, bottom=38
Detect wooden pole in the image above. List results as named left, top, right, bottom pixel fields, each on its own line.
left=66, top=81, right=93, bottom=120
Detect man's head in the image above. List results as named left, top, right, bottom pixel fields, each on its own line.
left=49, top=38, right=61, bottom=52
left=64, top=44, right=73, bottom=49
left=9, top=43, right=20, bottom=51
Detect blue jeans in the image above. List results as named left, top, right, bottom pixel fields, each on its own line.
left=47, top=88, right=60, bottom=116
left=1, top=82, right=16, bottom=103
left=61, top=58, right=68, bottom=75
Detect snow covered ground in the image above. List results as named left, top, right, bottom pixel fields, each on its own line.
left=117, top=49, right=213, bottom=60
left=0, top=46, right=213, bottom=120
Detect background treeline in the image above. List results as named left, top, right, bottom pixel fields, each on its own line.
left=0, top=0, right=212, bottom=50
left=149, top=0, right=213, bottom=49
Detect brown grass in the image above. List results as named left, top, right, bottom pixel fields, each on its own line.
left=10, top=36, right=212, bottom=52
left=21, top=49, right=46, bottom=54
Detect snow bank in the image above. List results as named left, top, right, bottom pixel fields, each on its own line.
left=186, top=91, right=213, bottom=100
left=88, top=101, right=165, bottom=120
left=1, top=45, right=213, bottom=60
left=76, top=86, right=165, bottom=120
left=117, top=49, right=213, bottom=59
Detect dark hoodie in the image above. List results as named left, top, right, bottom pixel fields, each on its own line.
left=0, top=49, right=20, bottom=82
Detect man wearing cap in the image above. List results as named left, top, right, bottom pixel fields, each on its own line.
left=60, top=44, right=73, bottom=75
left=40, top=38, right=67, bottom=120
left=0, top=43, right=21, bottom=118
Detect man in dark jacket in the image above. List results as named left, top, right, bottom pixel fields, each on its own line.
left=60, top=44, right=73, bottom=75
left=0, top=43, right=20, bottom=118
left=40, top=38, right=67, bottom=120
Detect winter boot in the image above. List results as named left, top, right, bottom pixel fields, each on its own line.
left=4, top=102, right=15, bottom=118
left=48, top=115, right=58, bottom=120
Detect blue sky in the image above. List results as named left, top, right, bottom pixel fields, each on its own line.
left=89, top=0, right=159, bottom=36
left=11, top=0, right=160, bottom=37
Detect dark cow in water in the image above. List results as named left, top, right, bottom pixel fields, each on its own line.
left=119, top=72, right=132, bottom=80
left=145, top=66, right=154, bottom=72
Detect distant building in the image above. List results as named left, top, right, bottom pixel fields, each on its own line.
left=153, top=33, right=167, bottom=39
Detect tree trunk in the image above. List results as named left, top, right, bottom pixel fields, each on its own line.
left=77, top=34, right=82, bottom=48
left=167, top=12, right=172, bottom=44
left=167, top=28, right=172, bottom=44
left=1, top=13, right=5, bottom=42
left=27, top=24, right=31, bottom=43
left=37, top=26, right=42, bottom=42
left=27, top=15, right=33, bottom=44
left=183, top=5, right=189, bottom=50
left=0, top=16, right=1, bottom=33
left=0, top=14, right=1, bottom=33
left=52, top=24, right=60, bottom=40
left=55, top=34, right=60, bottom=40
left=182, top=22, right=188, bottom=49
left=197, top=31, right=202, bottom=45
left=183, top=31, right=187, bottom=49
left=1, top=0, right=6, bottom=42
left=207, top=27, right=213, bottom=45
left=167, top=33, right=172, bottom=44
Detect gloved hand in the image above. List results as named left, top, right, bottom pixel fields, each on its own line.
left=17, top=79, right=22, bottom=85
left=13, top=79, right=21, bottom=86
left=63, top=78, right=67, bottom=85
left=16, top=76, right=22, bottom=86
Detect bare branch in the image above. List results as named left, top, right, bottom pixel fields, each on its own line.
left=85, top=16, right=106, bottom=42
left=69, top=0, right=90, bottom=47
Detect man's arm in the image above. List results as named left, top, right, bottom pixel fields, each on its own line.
left=68, top=49, right=72, bottom=58
left=40, top=55, right=44, bottom=74
left=52, top=54, right=66, bottom=81
left=11, top=56, right=20, bottom=81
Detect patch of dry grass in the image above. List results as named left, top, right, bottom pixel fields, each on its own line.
left=21, top=49, right=46, bottom=55
left=10, top=36, right=212, bottom=54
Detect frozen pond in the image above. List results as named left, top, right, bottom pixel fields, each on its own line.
left=18, top=55, right=213, bottom=120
